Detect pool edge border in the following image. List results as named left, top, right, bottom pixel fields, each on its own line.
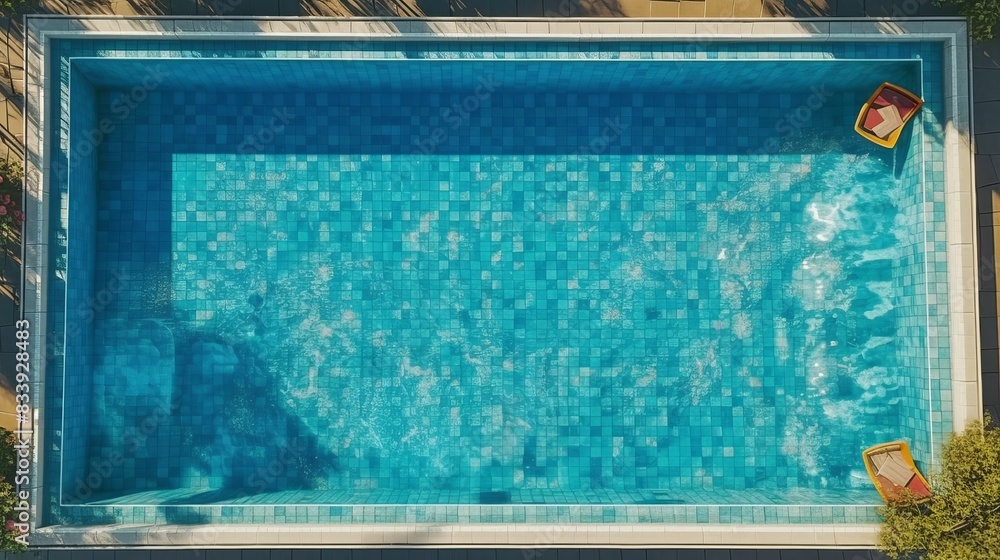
left=21, top=15, right=977, bottom=549
left=27, top=522, right=881, bottom=548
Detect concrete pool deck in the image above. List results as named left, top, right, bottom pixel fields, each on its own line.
left=17, top=14, right=978, bottom=549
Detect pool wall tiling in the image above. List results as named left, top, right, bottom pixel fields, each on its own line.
left=22, top=18, right=976, bottom=548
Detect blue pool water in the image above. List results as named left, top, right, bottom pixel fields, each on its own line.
left=46, top=39, right=951, bottom=525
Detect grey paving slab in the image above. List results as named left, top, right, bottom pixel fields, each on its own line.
left=972, top=68, right=1000, bottom=102
left=779, top=550, right=819, bottom=560
left=451, top=0, right=479, bottom=14
left=863, top=0, right=892, bottom=16
left=271, top=551, right=293, bottom=560
left=973, top=39, right=1000, bottom=69
left=113, top=552, right=151, bottom=560
left=984, top=317, right=999, bottom=350
left=978, top=155, right=1000, bottom=187
left=516, top=0, right=545, bottom=14
left=980, top=132, right=1000, bottom=155
left=976, top=101, right=1000, bottom=134
left=495, top=550, right=526, bottom=560
left=206, top=550, right=243, bottom=560
left=399, top=0, right=451, bottom=15
left=149, top=552, right=203, bottom=560
left=981, top=192, right=995, bottom=218
left=644, top=551, right=679, bottom=560
left=598, top=550, right=623, bottom=560
left=351, top=550, right=383, bottom=560
left=836, top=0, right=865, bottom=16
left=557, top=550, right=582, bottom=560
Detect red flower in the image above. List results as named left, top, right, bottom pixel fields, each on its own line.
left=0, top=206, right=7, bottom=216
left=1, top=195, right=9, bottom=205
left=14, top=211, right=23, bottom=222
left=5, top=519, right=14, bottom=532
left=0, top=175, right=5, bottom=184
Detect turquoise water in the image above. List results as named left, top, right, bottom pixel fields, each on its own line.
left=46, top=40, right=950, bottom=525
left=86, top=89, right=911, bottom=503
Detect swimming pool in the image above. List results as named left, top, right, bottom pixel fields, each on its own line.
left=23, top=17, right=977, bottom=546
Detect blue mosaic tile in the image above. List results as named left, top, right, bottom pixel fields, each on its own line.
left=43, top=39, right=951, bottom=527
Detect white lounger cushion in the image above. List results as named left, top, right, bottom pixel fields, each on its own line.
left=877, top=451, right=916, bottom=488
left=872, top=104, right=904, bottom=139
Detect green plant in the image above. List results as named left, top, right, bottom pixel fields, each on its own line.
left=878, top=417, right=1000, bottom=559
left=0, top=159, right=24, bottom=257
left=934, top=0, right=1000, bottom=41
left=0, top=428, right=26, bottom=552
left=0, top=0, right=27, bottom=16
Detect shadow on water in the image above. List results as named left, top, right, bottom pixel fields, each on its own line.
left=164, top=328, right=341, bottom=504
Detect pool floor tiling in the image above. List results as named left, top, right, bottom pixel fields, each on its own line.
left=22, top=17, right=977, bottom=546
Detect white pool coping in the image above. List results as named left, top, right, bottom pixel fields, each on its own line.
left=22, top=15, right=976, bottom=548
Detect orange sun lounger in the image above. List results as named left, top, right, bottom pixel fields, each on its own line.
left=854, top=83, right=923, bottom=149
left=862, top=441, right=933, bottom=504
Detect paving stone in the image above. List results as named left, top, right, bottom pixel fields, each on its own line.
left=864, top=0, right=893, bottom=16
left=976, top=101, right=1000, bottom=134
left=543, top=0, right=578, bottom=15
left=517, top=0, right=545, bottom=14
left=612, top=0, right=655, bottom=15
left=278, top=0, right=302, bottom=15
left=979, top=155, right=1000, bottom=187
left=397, top=0, right=451, bottom=15
left=299, top=0, right=355, bottom=15
left=779, top=550, right=819, bottom=560
left=834, top=0, right=864, bottom=16
left=982, top=132, right=1000, bottom=154
left=451, top=0, right=491, bottom=15
left=732, top=0, right=762, bottom=16
left=679, top=0, right=704, bottom=15
left=650, top=0, right=680, bottom=14
left=705, top=0, right=734, bottom=16
left=573, top=0, right=624, bottom=17
left=973, top=38, right=1000, bottom=69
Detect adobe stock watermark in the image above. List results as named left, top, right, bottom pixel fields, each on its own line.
left=751, top=85, right=832, bottom=155
left=572, top=117, right=628, bottom=156
left=73, top=395, right=180, bottom=500
left=411, top=74, right=498, bottom=156
left=43, top=270, right=131, bottom=367
left=52, top=64, right=168, bottom=184
left=237, top=107, right=295, bottom=155
left=521, top=524, right=574, bottom=560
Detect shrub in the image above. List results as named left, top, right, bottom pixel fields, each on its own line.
left=0, top=159, right=24, bottom=260
left=934, top=0, right=1000, bottom=41
left=0, top=428, right=26, bottom=552
left=0, top=0, right=28, bottom=16
left=878, top=418, right=1000, bottom=559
